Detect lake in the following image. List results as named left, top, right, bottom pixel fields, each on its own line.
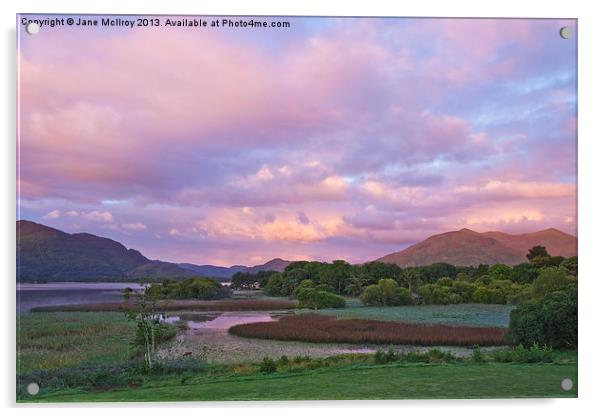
left=17, top=282, right=143, bottom=314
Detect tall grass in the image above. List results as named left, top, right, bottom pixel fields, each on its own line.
left=30, top=299, right=296, bottom=313
left=17, top=312, right=135, bottom=374
left=229, top=314, right=507, bottom=346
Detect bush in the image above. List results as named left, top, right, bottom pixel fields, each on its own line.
left=531, top=267, right=575, bottom=300
left=472, top=287, right=507, bottom=304
left=360, top=279, right=413, bottom=306
left=296, top=288, right=346, bottom=309
left=360, top=284, right=382, bottom=306
left=471, top=346, right=484, bottom=363
left=506, top=286, right=576, bottom=349
left=259, top=357, right=277, bottom=373
left=151, top=278, right=229, bottom=300
left=492, top=344, right=553, bottom=363
left=374, top=346, right=397, bottom=364
left=417, top=284, right=460, bottom=305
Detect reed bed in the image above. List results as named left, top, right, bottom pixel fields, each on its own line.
left=30, top=299, right=297, bottom=313
left=229, top=314, right=507, bottom=346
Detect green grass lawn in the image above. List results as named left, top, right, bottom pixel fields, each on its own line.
left=23, top=361, right=577, bottom=402
left=17, top=312, right=135, bottom=374
left=304, top=304, right=513, bottom=327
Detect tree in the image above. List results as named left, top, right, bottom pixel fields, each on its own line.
left=489, top=264, right=512, bottom=280
left=526, top=245, right=551, bottom=266
left=360, top=284, right=382, bottom=306
left=509, top=263, right=539, bottom=284
left=506, top=286, right=577, bottom=349
left=122, top=287, right=134, bottom=300
left=125, top=283, right=165, bottom=370
left=560, top=256, right=578, bottom=276
left=296, top=288, right=346, bottom=309
left=531, top=267, right=574, bottom=300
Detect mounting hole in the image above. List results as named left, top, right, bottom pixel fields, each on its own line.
left=25, top=22, right=40, bottom=35
left=559, top=26, right=571, bottom=39
left=27, top=382, right=40, bottom=395
left=561, top=378, right=573, bottom=391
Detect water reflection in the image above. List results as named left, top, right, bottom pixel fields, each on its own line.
left=165, top=312, right=274, bottom=330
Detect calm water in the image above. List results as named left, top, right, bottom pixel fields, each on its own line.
left=164, top=311, right=275, bottom=330
left=16, top=282, right=143, bottom=314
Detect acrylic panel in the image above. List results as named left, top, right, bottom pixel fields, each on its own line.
left=16, top=14, right=577, bottom=402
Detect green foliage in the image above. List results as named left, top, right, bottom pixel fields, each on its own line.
left=488, top=264, right=512, bottom=280
left=560, top=256, right=578, bottom=276
left=471, top=346, right=484, bottom=363
left=296, top=288, right=346, bottom=309
left=508, top=263, right=539, bottom=284
left=492, top=344, right=553, bottom=363
left=230, top=270, right=277, bottom=289
left=472, top=287, right=506, bottom=304
left=360, top=279, right=413, bottom=306
left=417, top=284, right=461, bottom=305
left=527, top=245, right=550, bottom=262
left=259, top=357, right=277, bottom=373
left=293, top=279, right=315, bottom=296
left=506, top=285, right=577, bottom=349
left=437, top=277, right=453, bottom=287
left=152, top=278, right=229, bottom=300
left=531, top=267, right=574, bottom=300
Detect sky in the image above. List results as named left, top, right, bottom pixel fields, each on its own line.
left=17, top=16, right=577, bottom=266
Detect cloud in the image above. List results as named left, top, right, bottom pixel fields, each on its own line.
left=43, top=209, right=61, bottom=219
left=17, top=17, right=577, bottom=264
left=81, top=210, right=113, bottom=223
left=122, top=222, right=148, bottom=231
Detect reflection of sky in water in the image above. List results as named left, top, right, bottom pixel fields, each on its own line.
left=16, top=282, right=143, bottom=314
left=165, top=312, right=274, bottom=330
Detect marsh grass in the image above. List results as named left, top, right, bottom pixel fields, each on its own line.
left=229, top=314, right=507, bottom=346
left=17, top=312, right=135, bottom=374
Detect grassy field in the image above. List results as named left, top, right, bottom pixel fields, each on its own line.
left=230, top=314, right=507, bottom=346
left=305, top=304, right=513, bottom=327
left=22, top=361, right=577, bottom=402
left=17, top=312, right=135, bottom=374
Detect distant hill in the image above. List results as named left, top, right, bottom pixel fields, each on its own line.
left=179, top=258, right=290, bottom=279
left=17, top=220, right=197, bottom=282
left=376, top=228, right=577, bottom=267
left=17, top=220, right=291, bottom=282
left=178, top=263, right=247, bottom=280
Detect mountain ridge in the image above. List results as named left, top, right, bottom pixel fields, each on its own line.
left=376, top=227, right=577, bottom=267
left=17, top=220, right=290, bottom=282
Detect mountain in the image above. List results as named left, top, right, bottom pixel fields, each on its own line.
left=179, top=258, right=291, bottom=279
left=481, top=228, right=577, bottom=258
left=178, top=263, right=247, bottom=280
left=245, top=258, right=290, bottom=274
left=17, top=220, right=196, bottom=282
left=376, top=228, right=577, bottom=267
left=17, top=220, right=292, bottom=282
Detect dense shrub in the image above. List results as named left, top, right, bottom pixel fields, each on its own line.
left=296, top=288, right=346, bottom=309
left=417, top=284, right=461, bottom=305
left=150, top=278, right=230, bottom=300
left=231, top=270, right=277, bottom=289
left=506, top=285, right=577, bottom=349
left=259, top=357, right=277, bottom=373
left=492, top=344, right=553, bottom=363
left=472, top=287, right=506, bottom=304
left=360, top=279, right=413, bottom=306
left=531, top=267, right=575, bottom=300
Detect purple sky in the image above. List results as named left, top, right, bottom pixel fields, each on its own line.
left=17, top=16, right=577, bottom=266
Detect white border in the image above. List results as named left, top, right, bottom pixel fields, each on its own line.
left=2, top=0, right=601, bottom=414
